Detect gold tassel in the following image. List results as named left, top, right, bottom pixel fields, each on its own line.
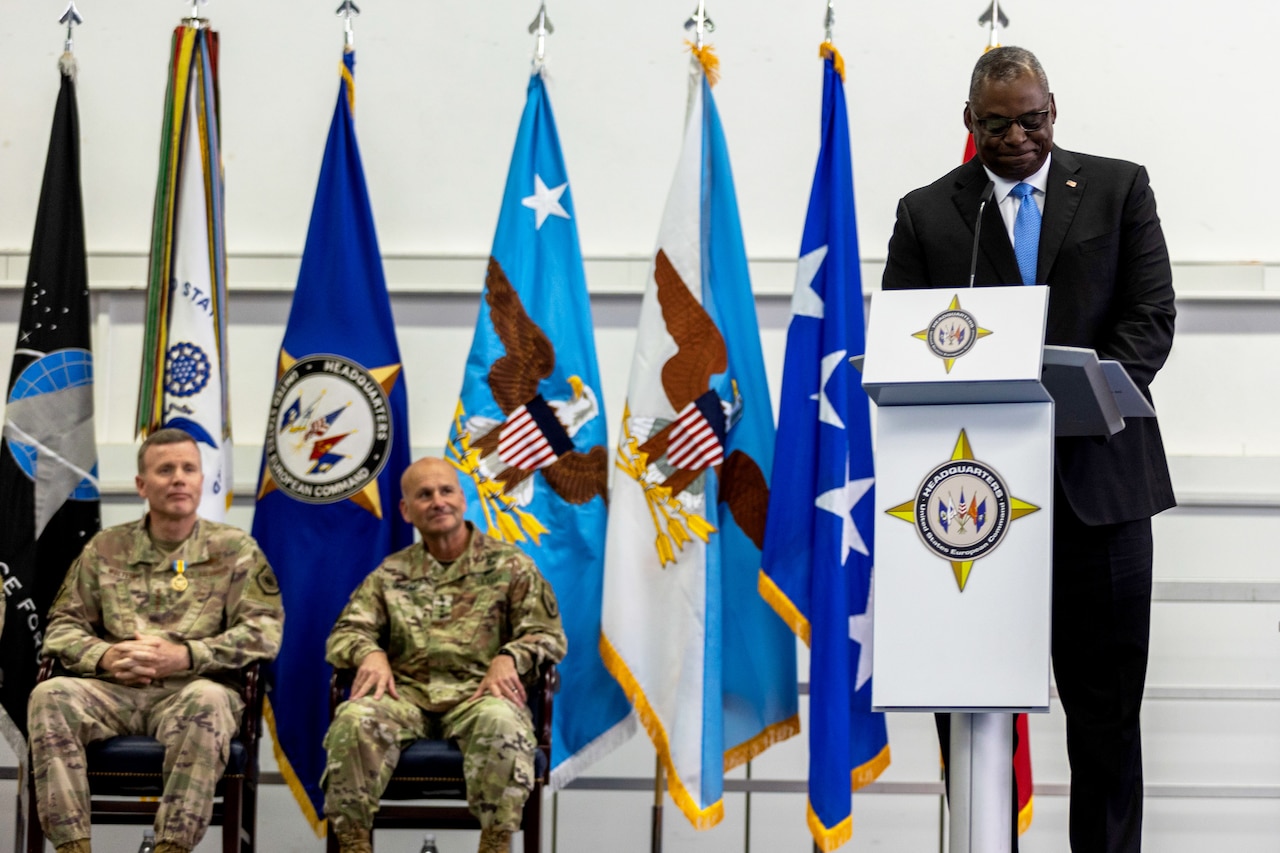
left=819, top=41, right=845, bottom=83
left=686, top=41, right=721, bottom=86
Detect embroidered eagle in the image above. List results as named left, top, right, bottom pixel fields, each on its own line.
left=465, top=256, right=608, bottom=506
left=634, top=249, right=769, bottom=549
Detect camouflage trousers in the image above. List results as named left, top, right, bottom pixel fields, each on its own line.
left=28, top=675, right=243, bottom=849
left=323, top=693, right=535, bottom=836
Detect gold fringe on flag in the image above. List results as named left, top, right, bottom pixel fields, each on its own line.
left=819, top=41, right=845, bottom=82
left=686, top=41, right=721, bottom=86
left=808, top=800, right=854, bottom=852
left=599, top=632, right=726, bottom=829
left=758, top=569, right=812, bottom=645
left=265, top=699, right=327, bottom=837
left=852, top=743, right=892, bottom=790
left=723, top=713, right=802, bottom=772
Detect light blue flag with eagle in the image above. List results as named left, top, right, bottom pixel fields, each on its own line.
left=759, top=43, right=890, bottom=851
left=445, top=71, right=635, bottom=786
left=601, top=47, right=800, bottom=828
left=251, top=50, right=414, bottom=832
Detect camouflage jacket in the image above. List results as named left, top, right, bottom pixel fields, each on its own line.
left=44, top=516, right=284, bottom=681
left=326, top=524, right=567, bottom=712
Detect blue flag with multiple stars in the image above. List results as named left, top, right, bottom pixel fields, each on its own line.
left=758, top=44, right=889, bottom=851
left=445, top=71, right=634, bottom=786
left=251, top=50, right=414, bottom=831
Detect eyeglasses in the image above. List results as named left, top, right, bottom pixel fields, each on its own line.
left=969, top=108, right=1052, bottom=136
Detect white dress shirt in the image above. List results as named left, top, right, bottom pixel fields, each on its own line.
left=982, top=153, right=1052, bottom=249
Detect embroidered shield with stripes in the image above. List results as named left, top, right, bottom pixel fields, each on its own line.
left=497, top=394, right=574, bottom=471
left=667, top=390, right=727, bottom=471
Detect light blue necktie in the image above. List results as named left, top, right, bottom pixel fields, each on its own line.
left=1010, top=182, right=1041, bottom=285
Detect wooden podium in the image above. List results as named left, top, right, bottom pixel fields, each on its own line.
left=859, top=285, right=1148, bottom=852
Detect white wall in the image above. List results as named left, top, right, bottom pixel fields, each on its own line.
left=2, top=1, right=1279, bottom=851
left=2, top=1, right=1279, bottom=265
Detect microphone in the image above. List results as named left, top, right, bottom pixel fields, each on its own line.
left=968, top=180, right=996, bottom=288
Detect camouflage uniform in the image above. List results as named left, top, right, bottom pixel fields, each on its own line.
left=28, top=517, right=284, bottom=851
left=323, top=523, right=566, bottom=839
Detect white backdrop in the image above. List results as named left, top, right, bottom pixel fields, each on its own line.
left=1, top=1, right=1279, bottom=852
left=1, top=1, right=1278, bottom=264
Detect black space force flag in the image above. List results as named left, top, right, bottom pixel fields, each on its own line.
left=0, top=61, right=100, bottom=751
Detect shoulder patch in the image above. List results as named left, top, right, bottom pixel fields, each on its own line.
left=540, top=581, right=559, bottom=619
left=50, top=576, right=75, bottom=612
left=256, top=567, right=281, bottom=596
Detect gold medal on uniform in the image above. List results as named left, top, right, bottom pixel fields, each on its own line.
left=171, top=559, right=188, bottom=592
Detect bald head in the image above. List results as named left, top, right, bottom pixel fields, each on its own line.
left=400, top=456, right=460, bottom=497
left=399, top=457, right=469, bottom=558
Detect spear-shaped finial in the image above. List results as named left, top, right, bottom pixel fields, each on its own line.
left=59, top=2, right=83, bottom=54
left=824, top=0, right=835, bottom=43
left=336, top=0, right=360, bottom=49
left=528, top=2, right=555, bottom=71
left=977, top=0, right=1009, bottom=49
left=684, top=0, right=714, bottom=50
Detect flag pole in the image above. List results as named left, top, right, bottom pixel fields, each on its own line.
left=650, top=756, right=664, bottom=853
left=528, top=1, right=554, bottom=73
left=336, top=0, right=360, bottom=49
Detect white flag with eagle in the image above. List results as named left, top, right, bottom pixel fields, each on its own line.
left=600, top=46, right=799, bottom=829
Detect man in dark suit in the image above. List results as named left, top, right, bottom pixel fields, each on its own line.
left=882, top=46, right=1176, bottom=853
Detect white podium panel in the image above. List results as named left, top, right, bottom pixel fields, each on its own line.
left=872, top=401, right=1054, bottom=712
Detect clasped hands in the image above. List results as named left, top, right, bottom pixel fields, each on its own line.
left=351, top=649, right=526, bottom=705
left=101, top=633, right=191, bottom=685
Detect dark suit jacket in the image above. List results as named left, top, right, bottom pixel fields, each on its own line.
left=882, top=148, right=1176, bottom=526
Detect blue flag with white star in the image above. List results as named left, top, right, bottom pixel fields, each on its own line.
left=251, top=50, right=414, bottom=830
left=759, top=44, right=889, bottom=851
left=445, top=72, right=634, bottom=786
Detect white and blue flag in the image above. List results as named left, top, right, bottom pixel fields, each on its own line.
left=601, top=48, right=800, bottom=828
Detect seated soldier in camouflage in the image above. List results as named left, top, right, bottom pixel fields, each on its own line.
left=28, top=428, right=285, bottom=853
left=323, top=457, right=567, bottom=853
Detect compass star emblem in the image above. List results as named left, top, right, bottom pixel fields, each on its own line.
left=912, top=294, right=993, bottom=374
left=885, top=428, right=1039, bottom=591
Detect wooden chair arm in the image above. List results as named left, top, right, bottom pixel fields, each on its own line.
left=238, top=661, right=263, bottom=748
left=330, top=667, right=355, bottom=718
left=532, top=662, right=558, bottom=749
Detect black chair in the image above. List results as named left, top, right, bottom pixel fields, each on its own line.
left=324, top=663, right=558, bottom=853
left=24, top=658, right=264, bottom=853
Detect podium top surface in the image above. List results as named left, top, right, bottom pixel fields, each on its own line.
left=861, top=286, right=1049, bottom=405
left=862, top=286, right=1049, bottom=393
